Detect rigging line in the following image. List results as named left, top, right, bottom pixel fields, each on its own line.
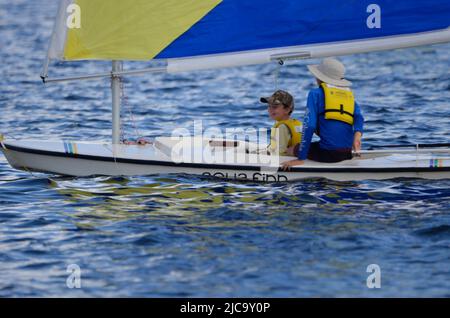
left=119, top=78, right=126, bottom=142
left=273, top=59, right=284, bottom=89
left=120, top=77, right=142, bottom=141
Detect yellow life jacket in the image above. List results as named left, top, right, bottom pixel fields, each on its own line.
left=321, top=83, right=355, bottom=125
left=270, top=119, right=302, bottom=150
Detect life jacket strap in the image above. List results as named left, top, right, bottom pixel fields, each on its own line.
left=322, top=108, right=354, bottom=118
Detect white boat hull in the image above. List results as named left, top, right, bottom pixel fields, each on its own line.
left=1, top=137, right=449, bottom=181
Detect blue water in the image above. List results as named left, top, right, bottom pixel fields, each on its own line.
left=0, top=1, right=449, bottom=297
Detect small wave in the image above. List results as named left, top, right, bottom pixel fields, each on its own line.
left=0, top=177, right=53, bottom=192
left=16, top=217, right=54, bottom=228
left=414, top=225, right=450, bottom=239
left=132, top=234, right=161, bottom=246
left=63, top=94, right=95, bottom=101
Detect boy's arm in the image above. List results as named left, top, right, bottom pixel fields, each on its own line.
left=277, top=124, right=291, bottom=155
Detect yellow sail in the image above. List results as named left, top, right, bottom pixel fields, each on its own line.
left=63, top=0, right=222, bottom=60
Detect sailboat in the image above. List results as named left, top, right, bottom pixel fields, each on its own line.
left=1, top=0, right=449, bottom=181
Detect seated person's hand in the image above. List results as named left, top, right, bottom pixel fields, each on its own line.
left=123, top=139, right=136, bottom=145
left=281, top=159, right=305, bottom=171
left=136, top=138, right=151, bottom=145
left=353, top=132, right=362, bottom=155
left=124, top=138, right=152, bottom=145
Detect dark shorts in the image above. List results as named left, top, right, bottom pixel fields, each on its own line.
left=307, top=142, right=352, bottom=163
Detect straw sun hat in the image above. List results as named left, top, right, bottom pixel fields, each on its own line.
left=307, top=57, right=352, bottom=87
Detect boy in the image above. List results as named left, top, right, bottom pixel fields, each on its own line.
left=260, top=90, right=302, bottom=156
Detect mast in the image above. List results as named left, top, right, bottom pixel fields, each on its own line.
left=111, top=61, right=122, bottom=144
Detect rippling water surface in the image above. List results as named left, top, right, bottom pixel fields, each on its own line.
left=0, top=1, right=449, bottom=297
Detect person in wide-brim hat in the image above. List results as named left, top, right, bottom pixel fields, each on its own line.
left=281, top=57, right=365, bottom=169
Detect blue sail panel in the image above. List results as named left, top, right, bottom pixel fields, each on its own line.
left=156, top=0, right=450, bottom=59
